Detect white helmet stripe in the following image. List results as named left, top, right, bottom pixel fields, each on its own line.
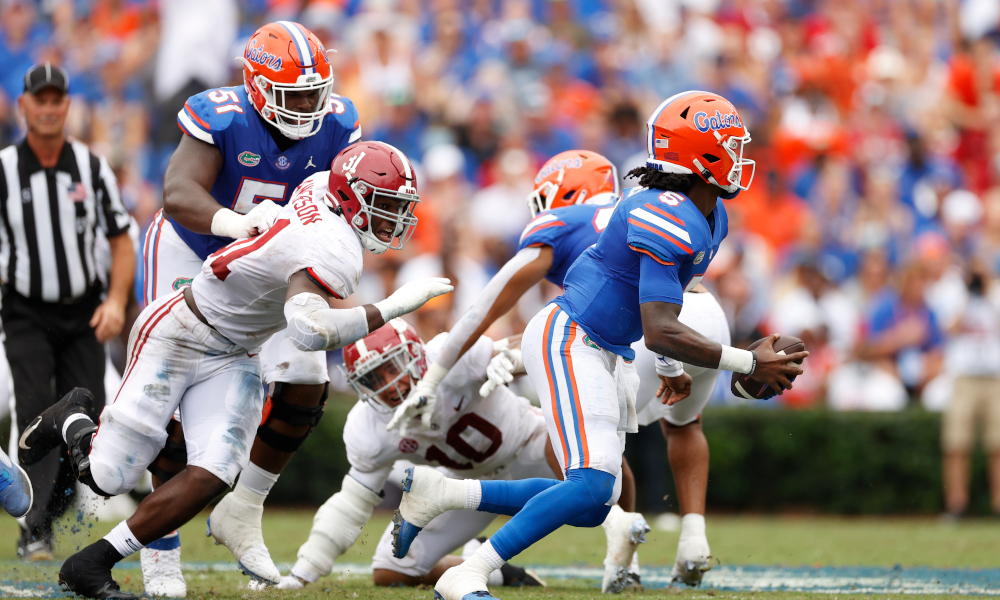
left=646, top=90, right=706, bottom=157
left=381, top=142, right=412, bottom=179
left=278, top=21, right=316, bottom=73
left=354, top=338, right=368, bottom=357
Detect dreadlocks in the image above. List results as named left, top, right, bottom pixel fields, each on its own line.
left=624, top=166, right=696, bottom=194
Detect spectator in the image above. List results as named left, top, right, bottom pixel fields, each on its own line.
left=941, top=262, right=1000, bottom=518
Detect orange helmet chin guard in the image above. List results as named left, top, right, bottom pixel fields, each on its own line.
left=238, top=21, right=335, bottom=140
left=527, top=149, right=620, bottom=217
left=645, top=90, right=755, bottom=195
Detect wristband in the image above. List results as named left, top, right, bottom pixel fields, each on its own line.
left=655, top=355, right=685, bottom=378
left=211, top=208, right=243, bottom=238
left=718, top=345, right=755, bottom=374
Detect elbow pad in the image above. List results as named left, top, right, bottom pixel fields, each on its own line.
left=293, top=475, right=383, bottom=581
left=284, top=293, right=368, bottom=352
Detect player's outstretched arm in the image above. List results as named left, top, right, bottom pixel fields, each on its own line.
left=164, top=135, right=281, bottom=238
left=284, top=271, right=453, bottom=352
left=387, top=246, right=552, bottom=433
left=640, top=301, right=807, bottom=393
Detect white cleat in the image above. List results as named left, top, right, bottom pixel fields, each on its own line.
left=276, top=574, right=306, bottom=590
left=206, top=492, right=281, bottom=585
left=601, top=505, right=650, bottom=594
left=433, top=562, right=498, bottom=600
left=392, top=466, right=464, bottom=558
left=140, top=547, right=187, bottom=598
left=671, top=534, right=712, bottom=587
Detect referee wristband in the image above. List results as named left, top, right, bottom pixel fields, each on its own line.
left=719, top=345, right=756, bottom=374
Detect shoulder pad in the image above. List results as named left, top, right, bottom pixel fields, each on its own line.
left=177, top=86, right=248, bottom=145
left=326, top=94, right=362, bottom=144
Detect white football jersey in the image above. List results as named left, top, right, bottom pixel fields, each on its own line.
left=344, top=334, right=548, bottom=491
left=191, top=172, right=364, bottom=350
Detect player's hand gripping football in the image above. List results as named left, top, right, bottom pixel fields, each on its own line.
left=656, top=372, right=693, bottom=406
left=749, top=334, right=808, bottom=392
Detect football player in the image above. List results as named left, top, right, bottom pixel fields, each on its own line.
left=277, top=320, right=550, bottom=590
left=140, top=21, right=362, bottom=594
left=391, top=91, right=807, bottom=600
left=386, top=150, right=651, bottom=592
left=18, top=143, right=452, bottom=600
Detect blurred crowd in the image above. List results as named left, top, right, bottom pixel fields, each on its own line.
left=6, top=0, right=1000, bottom=413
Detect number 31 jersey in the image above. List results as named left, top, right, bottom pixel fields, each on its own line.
left=176, top=85, right=361, bottom=259
left=342, top=333, right=548, bottom=492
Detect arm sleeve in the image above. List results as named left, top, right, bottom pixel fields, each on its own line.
left=432, top=246, right=542, bottom=370
left=284, top=293, right=369, bottom=352
left=92, top=155, right=130, bottom=237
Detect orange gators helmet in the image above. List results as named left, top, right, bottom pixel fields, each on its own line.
left=646, top=91, right=755, bottom=197
left=527, top=150, right=619, bottom=217
left=239, top=21, right=334, bottom=140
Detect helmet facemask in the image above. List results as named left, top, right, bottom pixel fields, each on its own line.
left=337, top=178, right=419, bottom=254
left=242, top=58, right=334, bottom=140
left=344, top=339, right=424, bottom=413
left=717, top=130, right=755, bottom=193
left=526, top=168, right=566, bottom=218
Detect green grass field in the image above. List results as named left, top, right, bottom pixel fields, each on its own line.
left=2, top=510, right=999, bottom=600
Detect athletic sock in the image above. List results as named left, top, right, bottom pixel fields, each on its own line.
left=104, top=521, right=144, bottom=559
left=630, top=550, right=641, bottom=576
left=487, top=568, right=504, bottom=587
left=473, top=540, right=505, bottom=572
left=235, top=462, right=280, bottom=504
left=680, top=513, right=706, bottom=543
left=146, top=530, right=180, bottom=551
left=478, top=478, right=560, bottom=515
left=487, top=469, right=614, bottom=561
left=465, top=479, right=482, bottom=509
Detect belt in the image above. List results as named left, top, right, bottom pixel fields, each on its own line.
left=183, top=286, right=210, bottom=327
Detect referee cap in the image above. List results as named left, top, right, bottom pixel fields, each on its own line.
left=23, top=62, right=69, bottom=95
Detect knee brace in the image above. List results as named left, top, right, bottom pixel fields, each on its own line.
left=148, top=435, right=187, bottom=484
left=257, top=382, right=328, bottom=452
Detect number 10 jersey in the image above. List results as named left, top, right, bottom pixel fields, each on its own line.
left=175, top=85, right=361, bottom=260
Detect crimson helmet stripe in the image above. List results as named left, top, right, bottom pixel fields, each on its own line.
left=277, top=21, right=316, bottom=75
left=646, top=90, right=704, bottom=158
left=381, top=142, right=412, bottom=180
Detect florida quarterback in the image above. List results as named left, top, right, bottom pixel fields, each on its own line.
left=392, top=91, right=808, bottom=600
left=138, top=21, right=361, bottom=595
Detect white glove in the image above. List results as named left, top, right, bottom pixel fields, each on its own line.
left=386, top=363, right=450, bottom=437
left=480, top=348, right=523, bottom=397
left=374, top=278, right=453, bottom=322
left=211, top=200, right=283, bottom=239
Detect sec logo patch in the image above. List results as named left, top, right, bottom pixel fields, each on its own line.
left=275, top=155, right=291, bottom=170
left=399, top=438, right=419, bottom=453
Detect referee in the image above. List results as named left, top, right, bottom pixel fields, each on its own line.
left=0, top=63, right=134, bottom=560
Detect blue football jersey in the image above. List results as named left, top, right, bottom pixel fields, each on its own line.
left=175, top=85, right=361, bottom=259
left=554, top=186, right=729, bottom=359
left=516, top=202, right=618, bottom=287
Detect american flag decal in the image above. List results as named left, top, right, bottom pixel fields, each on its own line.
left=67, top=182, right=87, bottom=203
left=655, top=138, right=669, bottom=148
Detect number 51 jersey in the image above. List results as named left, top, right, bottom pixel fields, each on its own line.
left=176, top=85, right=361, bottom=260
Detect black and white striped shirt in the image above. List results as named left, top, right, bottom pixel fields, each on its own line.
left=0, top=139, right=130, bottom=303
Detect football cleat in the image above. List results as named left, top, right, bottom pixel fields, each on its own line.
left=140, top=543, right=186, bottom=597
left=0, top=447, right=32, bottom=518
left=499, top=563, right=546, bottom=587
left=276, top=574, right=306, bottom=590
left=19, top=387, right=94, bottom=465
left=206, top=492, right=281, bottom=585
left=433, top=563, right=497, bottom=600
left=601, top=506, right=650, bottom=594
left=18, top=536, right=53, bottom=562
left=59, top=541, right=140, bottom=599
left=392, top=466, right=460, bottom=558
left=671, top=534, right=713, bottom=586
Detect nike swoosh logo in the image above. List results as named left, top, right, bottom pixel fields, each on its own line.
left=455, top=395, right=465, bottom=411
left=247, top=352, right=258, bottom=358
left=19, top=416, right=42, bottom=449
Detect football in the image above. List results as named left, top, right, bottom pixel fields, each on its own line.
left=730, top=335, right=806, bottom=400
